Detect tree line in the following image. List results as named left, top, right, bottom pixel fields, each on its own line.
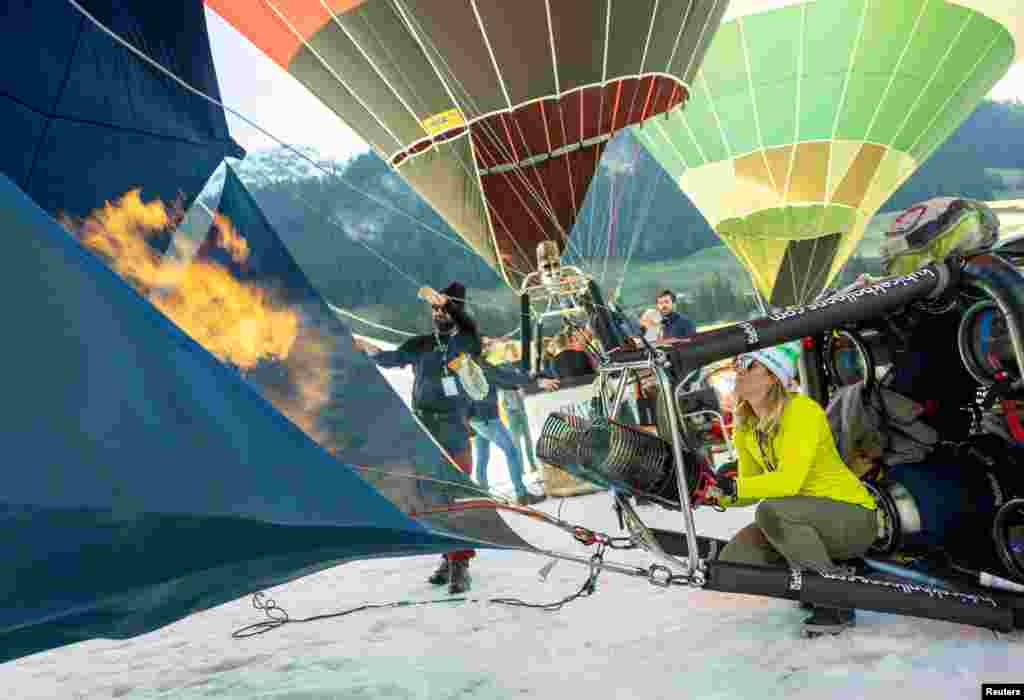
left=226, top=99, right=1023, bottom=337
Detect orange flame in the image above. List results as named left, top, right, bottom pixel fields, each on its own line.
left=64, top=190, right=297, bottom=371
left=64, top=190, right=343, bottom=448
left=210, top=212, right=250, bottom=266
left=154, top=259, right=298, bottom=370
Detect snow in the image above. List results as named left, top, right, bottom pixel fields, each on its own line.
left=8, top=365, right=1023, bottom=699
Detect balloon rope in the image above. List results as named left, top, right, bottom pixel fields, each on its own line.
left=66, top=0, right=634, bottom=331
left=336, top=2, right=561, bottom=281
left=66, top=0, right=535, bottom=320
left=614, top=138, right=661, bottom=301
left=391, top=1, right=594, bottom=275
left=329, top=305, right=417, bottom=338
left=277, top=188, right=527, bottom=312
left=390, top=0, right=567, bottom=271
left=335, top=305, right=519, bottom=340
left=64, top=0, right=490, bottom=260
left=601, top=171, right=617, bottom=288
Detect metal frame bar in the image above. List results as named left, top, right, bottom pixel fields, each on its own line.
left=518, top=264, right=591, bottom=296
left=596, top=349, right=705, bottom=579
left=677, top=407, right=735, bottom=457
left=655, top=362, right=704, bottom=578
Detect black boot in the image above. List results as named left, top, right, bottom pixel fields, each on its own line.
left=801, top=606, right=856, bottom=638
left=427, top=556, right=450, bottom=586
left=448, top=559, right=471, bottom=594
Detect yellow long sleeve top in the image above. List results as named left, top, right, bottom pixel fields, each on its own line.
left=724, top=394, right=876, bottom=510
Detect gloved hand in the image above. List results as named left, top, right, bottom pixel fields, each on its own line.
left=711, top=472, right=737, bottom=499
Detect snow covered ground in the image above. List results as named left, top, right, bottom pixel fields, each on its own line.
left=9, top=364, right=1024, bottom=699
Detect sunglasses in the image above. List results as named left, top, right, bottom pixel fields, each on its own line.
left=735, top=355, right=760, bottom=372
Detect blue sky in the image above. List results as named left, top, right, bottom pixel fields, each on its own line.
left=205, top=7, right=1024, bottom=161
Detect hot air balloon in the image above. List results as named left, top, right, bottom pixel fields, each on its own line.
left=0, top=0, right=243, bottom=228
left=633, top=0, right=1022, bottom=307
left=205, top=0, right=729, bottom=288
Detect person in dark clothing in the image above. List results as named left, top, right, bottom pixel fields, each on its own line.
left=548, top=330, right=595, bottom=378
left=353, top=282, right=480, bottom=594
left=496, top=343, right=542, bottom=475
left=469, top=352, right=559, bottom=506
left=648, top=289, right=697, bottom=340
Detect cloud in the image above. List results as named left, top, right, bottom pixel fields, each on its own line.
left=990, top=64, right=1024, bottom=102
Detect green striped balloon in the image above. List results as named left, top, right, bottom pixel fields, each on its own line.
left=634, top=0, right=1020, bottom=307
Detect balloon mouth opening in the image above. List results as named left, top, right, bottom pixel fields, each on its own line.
left=389, top=75, right=690, bottom=169
left=391, top=126, right=470, bottom=166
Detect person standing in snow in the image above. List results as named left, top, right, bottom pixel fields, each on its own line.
left=485, top=340, right=544, bottom=478
left=353, top=281, right=480, bottom=594
left=469, top=339, right=558, bottom=506
left=705, top=342, right=878, bottom=637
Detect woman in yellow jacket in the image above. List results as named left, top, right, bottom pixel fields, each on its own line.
left=707, top=341, right=877, bottom=637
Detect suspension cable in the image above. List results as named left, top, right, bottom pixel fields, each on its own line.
left=231, top=542, right=616, bottom=639
left=66, top=0, right=657, bottom=330
left=64, top=0, right=500, bottom=266
left=230, top=513, right=659, bottom=641
left=330, top=304, right=417, bottom=337
left=392, top=1, right=597, bottom=275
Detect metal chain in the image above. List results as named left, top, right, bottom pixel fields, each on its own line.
left=229, top=501, right=722, bottom=641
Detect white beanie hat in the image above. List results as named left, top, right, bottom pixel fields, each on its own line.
left=736, top=341, right=802, bottom=389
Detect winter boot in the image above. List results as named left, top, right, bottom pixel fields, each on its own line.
left=801, top=606, right=856, bottom=638
left=448, top=559, right=471, bottom=594
left=427, top=556, right=450, bottom=586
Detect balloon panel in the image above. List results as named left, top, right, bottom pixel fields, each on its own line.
left=633, top=0, right=1018, bottom=306
left=207, top=0, right=729, bottom=287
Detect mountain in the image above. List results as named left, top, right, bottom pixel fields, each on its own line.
left=204, top=99, right=1024, bottom=334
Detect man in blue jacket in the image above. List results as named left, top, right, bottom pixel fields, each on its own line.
left=353, top=282, right=480, bottom=593
left=652, top=289, right=697, bottom=340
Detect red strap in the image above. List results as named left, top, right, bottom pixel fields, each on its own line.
left=1002, top=400, right=1024, bottom=442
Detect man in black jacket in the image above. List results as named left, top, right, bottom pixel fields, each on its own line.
left=645, top=290, right=697, bottom=340
left=353, top=282, right=480, bottom=594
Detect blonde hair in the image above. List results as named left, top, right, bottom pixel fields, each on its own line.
left=733, top=379, right=792, bottom=437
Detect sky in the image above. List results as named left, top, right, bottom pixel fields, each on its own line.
left=205, top=7, right=1023, bottom=161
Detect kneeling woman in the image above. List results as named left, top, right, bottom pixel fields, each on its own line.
left=708, top=342, right=877, bottom=637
